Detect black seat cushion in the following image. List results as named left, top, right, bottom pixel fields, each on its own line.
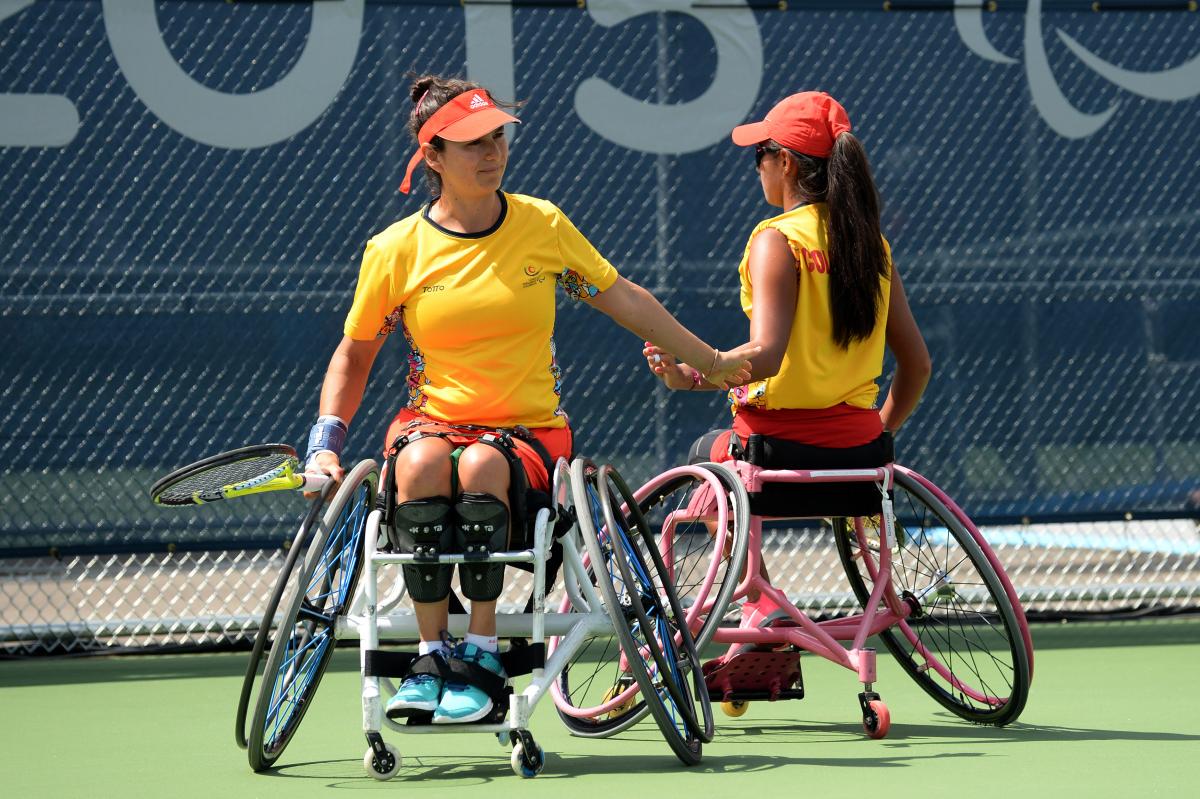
left=743, top=432, right=893, bottom=519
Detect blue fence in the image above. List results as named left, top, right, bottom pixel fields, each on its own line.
left=2, top=1, right=1197, bottom=553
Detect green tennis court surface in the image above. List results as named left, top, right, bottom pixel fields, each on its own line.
left=3, top=620, right=1197, bottom=798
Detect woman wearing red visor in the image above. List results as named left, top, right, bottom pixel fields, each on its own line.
left=645, top=91, right=932, bottom=625
left=303, top=75, right=758, bottom=725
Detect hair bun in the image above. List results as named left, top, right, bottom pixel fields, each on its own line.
left=410, top=75, right=438, bottom=104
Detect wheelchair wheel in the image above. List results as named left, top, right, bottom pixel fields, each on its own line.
left=246, top=459, right=378, bottom=771
left=633, top=462, right=750, bottom=651
left=599, top=464, right=714, bottom=745
left=570, top=458, right=705, bottom=766
left=551, top=463, right=740, bottom=741
left=833, top=468, right=1031, bottom=726
left=235, top=480, right=334, bottom=749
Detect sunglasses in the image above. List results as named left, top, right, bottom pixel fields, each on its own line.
left=754, top=141, right=781, bottom=168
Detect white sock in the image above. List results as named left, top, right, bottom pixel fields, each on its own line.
left=418, top=640, right=446, bottom=656
left=465, top=632, right=499, bottom=653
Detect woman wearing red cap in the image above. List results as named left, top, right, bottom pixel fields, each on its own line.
left=645, top=91, right=932, bottom=626
left=303, top=74, right=757, bottom=725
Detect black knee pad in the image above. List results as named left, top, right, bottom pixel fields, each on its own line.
left=392, top=496, right=455, bottom=603
left=454, top=492, right=509, bottom=602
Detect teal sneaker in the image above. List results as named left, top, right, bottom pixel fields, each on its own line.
left=432, top=643, right=507, bottom=724
left=386, top=667, right=443, bottom=719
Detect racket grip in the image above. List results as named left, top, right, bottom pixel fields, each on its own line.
left=300, top=472, right=331, bottom=491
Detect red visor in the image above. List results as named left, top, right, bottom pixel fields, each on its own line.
left=399, top=89, right=521, bottom=194
left=731, top=91, right=851, bottom=159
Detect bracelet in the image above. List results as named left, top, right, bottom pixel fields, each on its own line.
left=706, top=348, right=720, bottom=377
left=687, top=368, right=702, bottom=390
left=305, top=415, right=347, bottom=469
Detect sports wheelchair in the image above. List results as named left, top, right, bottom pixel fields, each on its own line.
left=550, top=431, right=1033, bottom=738
left=233, top=454, right=712, bottom=779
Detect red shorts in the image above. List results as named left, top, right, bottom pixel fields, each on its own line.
left=709, top=404, right=883, bottom=461
left=383, top=409, right=573, bottom=492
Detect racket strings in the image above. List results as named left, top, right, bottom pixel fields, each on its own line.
left=157, top=454, right=292, bottom=504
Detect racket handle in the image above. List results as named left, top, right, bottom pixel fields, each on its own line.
left=299, top=472, right=332, bottom=491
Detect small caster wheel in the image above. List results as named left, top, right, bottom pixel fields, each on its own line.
left=497, top=732, right=510, bottom=748
left=721, top=700, right=749, bottom=718
left=511, top=741, right=545, bottom=778
left=363, top=741, right=401, bottom=780
left=601, top=677, right=637, bottom=720
left=862, top=699, right=890, bottom=739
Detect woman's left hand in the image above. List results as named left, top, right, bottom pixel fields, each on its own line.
left=643, top=342, right=696, bottom=390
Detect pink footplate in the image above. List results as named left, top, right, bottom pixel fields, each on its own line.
left=703, top=651, right=804, bottom=702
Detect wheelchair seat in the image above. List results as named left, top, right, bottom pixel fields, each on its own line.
left=742, top=431, right=893, bottom=519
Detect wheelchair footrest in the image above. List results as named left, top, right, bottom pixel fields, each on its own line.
left=703, top=650, right=804, bottom=703
left=399, top=692, right=511, bottom=727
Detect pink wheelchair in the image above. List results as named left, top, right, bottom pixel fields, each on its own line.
left=550, top=432, right=1033, bottom=738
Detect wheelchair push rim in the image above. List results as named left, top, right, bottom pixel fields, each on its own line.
left=598, top=464, right=715, bottom=745
left=631, top=462, right=750, bottom=652
left=569, top=458, right=705, bottom=765
left=835, top=467, right=1032, bottom=726
left=246, top=459, right=377, bottom=770
left=234, top=479, right=334, bottom=749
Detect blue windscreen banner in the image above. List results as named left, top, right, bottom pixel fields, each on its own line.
left=1, top=1, right=1197, bottom=554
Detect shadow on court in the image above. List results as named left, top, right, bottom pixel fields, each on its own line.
left=265, top=747, right=990, bottom=786
left=716, top=717, right=1200, bottom=746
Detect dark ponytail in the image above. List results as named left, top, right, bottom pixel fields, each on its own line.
left=406, top=73, right=523, bottom=197
left=824, top=133, right=888, bottom=349
left=783, top=134, right=887, bottom=348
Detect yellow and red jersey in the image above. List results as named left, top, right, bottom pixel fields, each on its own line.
left=344, top=192, right=619, bottom=429
left=731, top=202, right=891, bottom=414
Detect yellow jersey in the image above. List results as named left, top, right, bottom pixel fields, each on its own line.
left=731, top=202, right=891, bottom=412
left=344, top=192, right=619, bottom=428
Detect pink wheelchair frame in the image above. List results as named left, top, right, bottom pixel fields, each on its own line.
left=552, top=456, right=1035, bottom=739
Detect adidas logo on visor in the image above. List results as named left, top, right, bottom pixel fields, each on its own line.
left=469, top=93, right=489, bottom=110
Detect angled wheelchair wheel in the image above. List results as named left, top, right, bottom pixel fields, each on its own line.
left=552, top=459, right=651, bottom=738
left=569, top=458, right=705, bottom=766
left=551, top=462, right=739, bottom=742
left=599, top=464, right=714, bottom=745
left=235, top=481, right=333, bottom=749
left=834, top=468, right=1031, bottom=726
left=633, top=462, right=749, bottom=651
left=247, top=459, right=378, bottom=771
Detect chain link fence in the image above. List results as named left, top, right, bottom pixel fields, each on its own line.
left=3, top=1, right=1198, bottom=654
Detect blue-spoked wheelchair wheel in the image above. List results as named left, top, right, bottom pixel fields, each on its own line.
left=247, top=459, right=378, bottom=772
left=570, top=458, right=706, bottom=766
left=553, top=463, right=745, bottom=741
left=834, top=468, right=1031, bottom=726
left=235, top=478, right=333, bottom=750
left=598, top=464, right=714, bottom=746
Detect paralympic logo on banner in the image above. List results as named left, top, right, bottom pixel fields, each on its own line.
left=954, top=0, right=1200, bottom=139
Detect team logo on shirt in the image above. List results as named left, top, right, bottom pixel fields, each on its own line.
left=522, top=265, right=546, bottom=288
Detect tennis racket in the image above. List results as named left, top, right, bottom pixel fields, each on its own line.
left=149, top=443, right=331, bottom=507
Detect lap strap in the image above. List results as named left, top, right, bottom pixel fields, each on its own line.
left=363, top=643, right=545, bottom=684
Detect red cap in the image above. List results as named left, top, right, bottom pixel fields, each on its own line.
left=399, top=89, right=521, bottom=194
left=731, top=91, right=851, bottom=159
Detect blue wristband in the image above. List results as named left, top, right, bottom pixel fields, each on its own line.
left=305, top=415, right=347, bottom=468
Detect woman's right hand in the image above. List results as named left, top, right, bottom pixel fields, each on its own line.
left=704, top=342, right=760, bottom=390
left=303, top=451, right=344, bottom=500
